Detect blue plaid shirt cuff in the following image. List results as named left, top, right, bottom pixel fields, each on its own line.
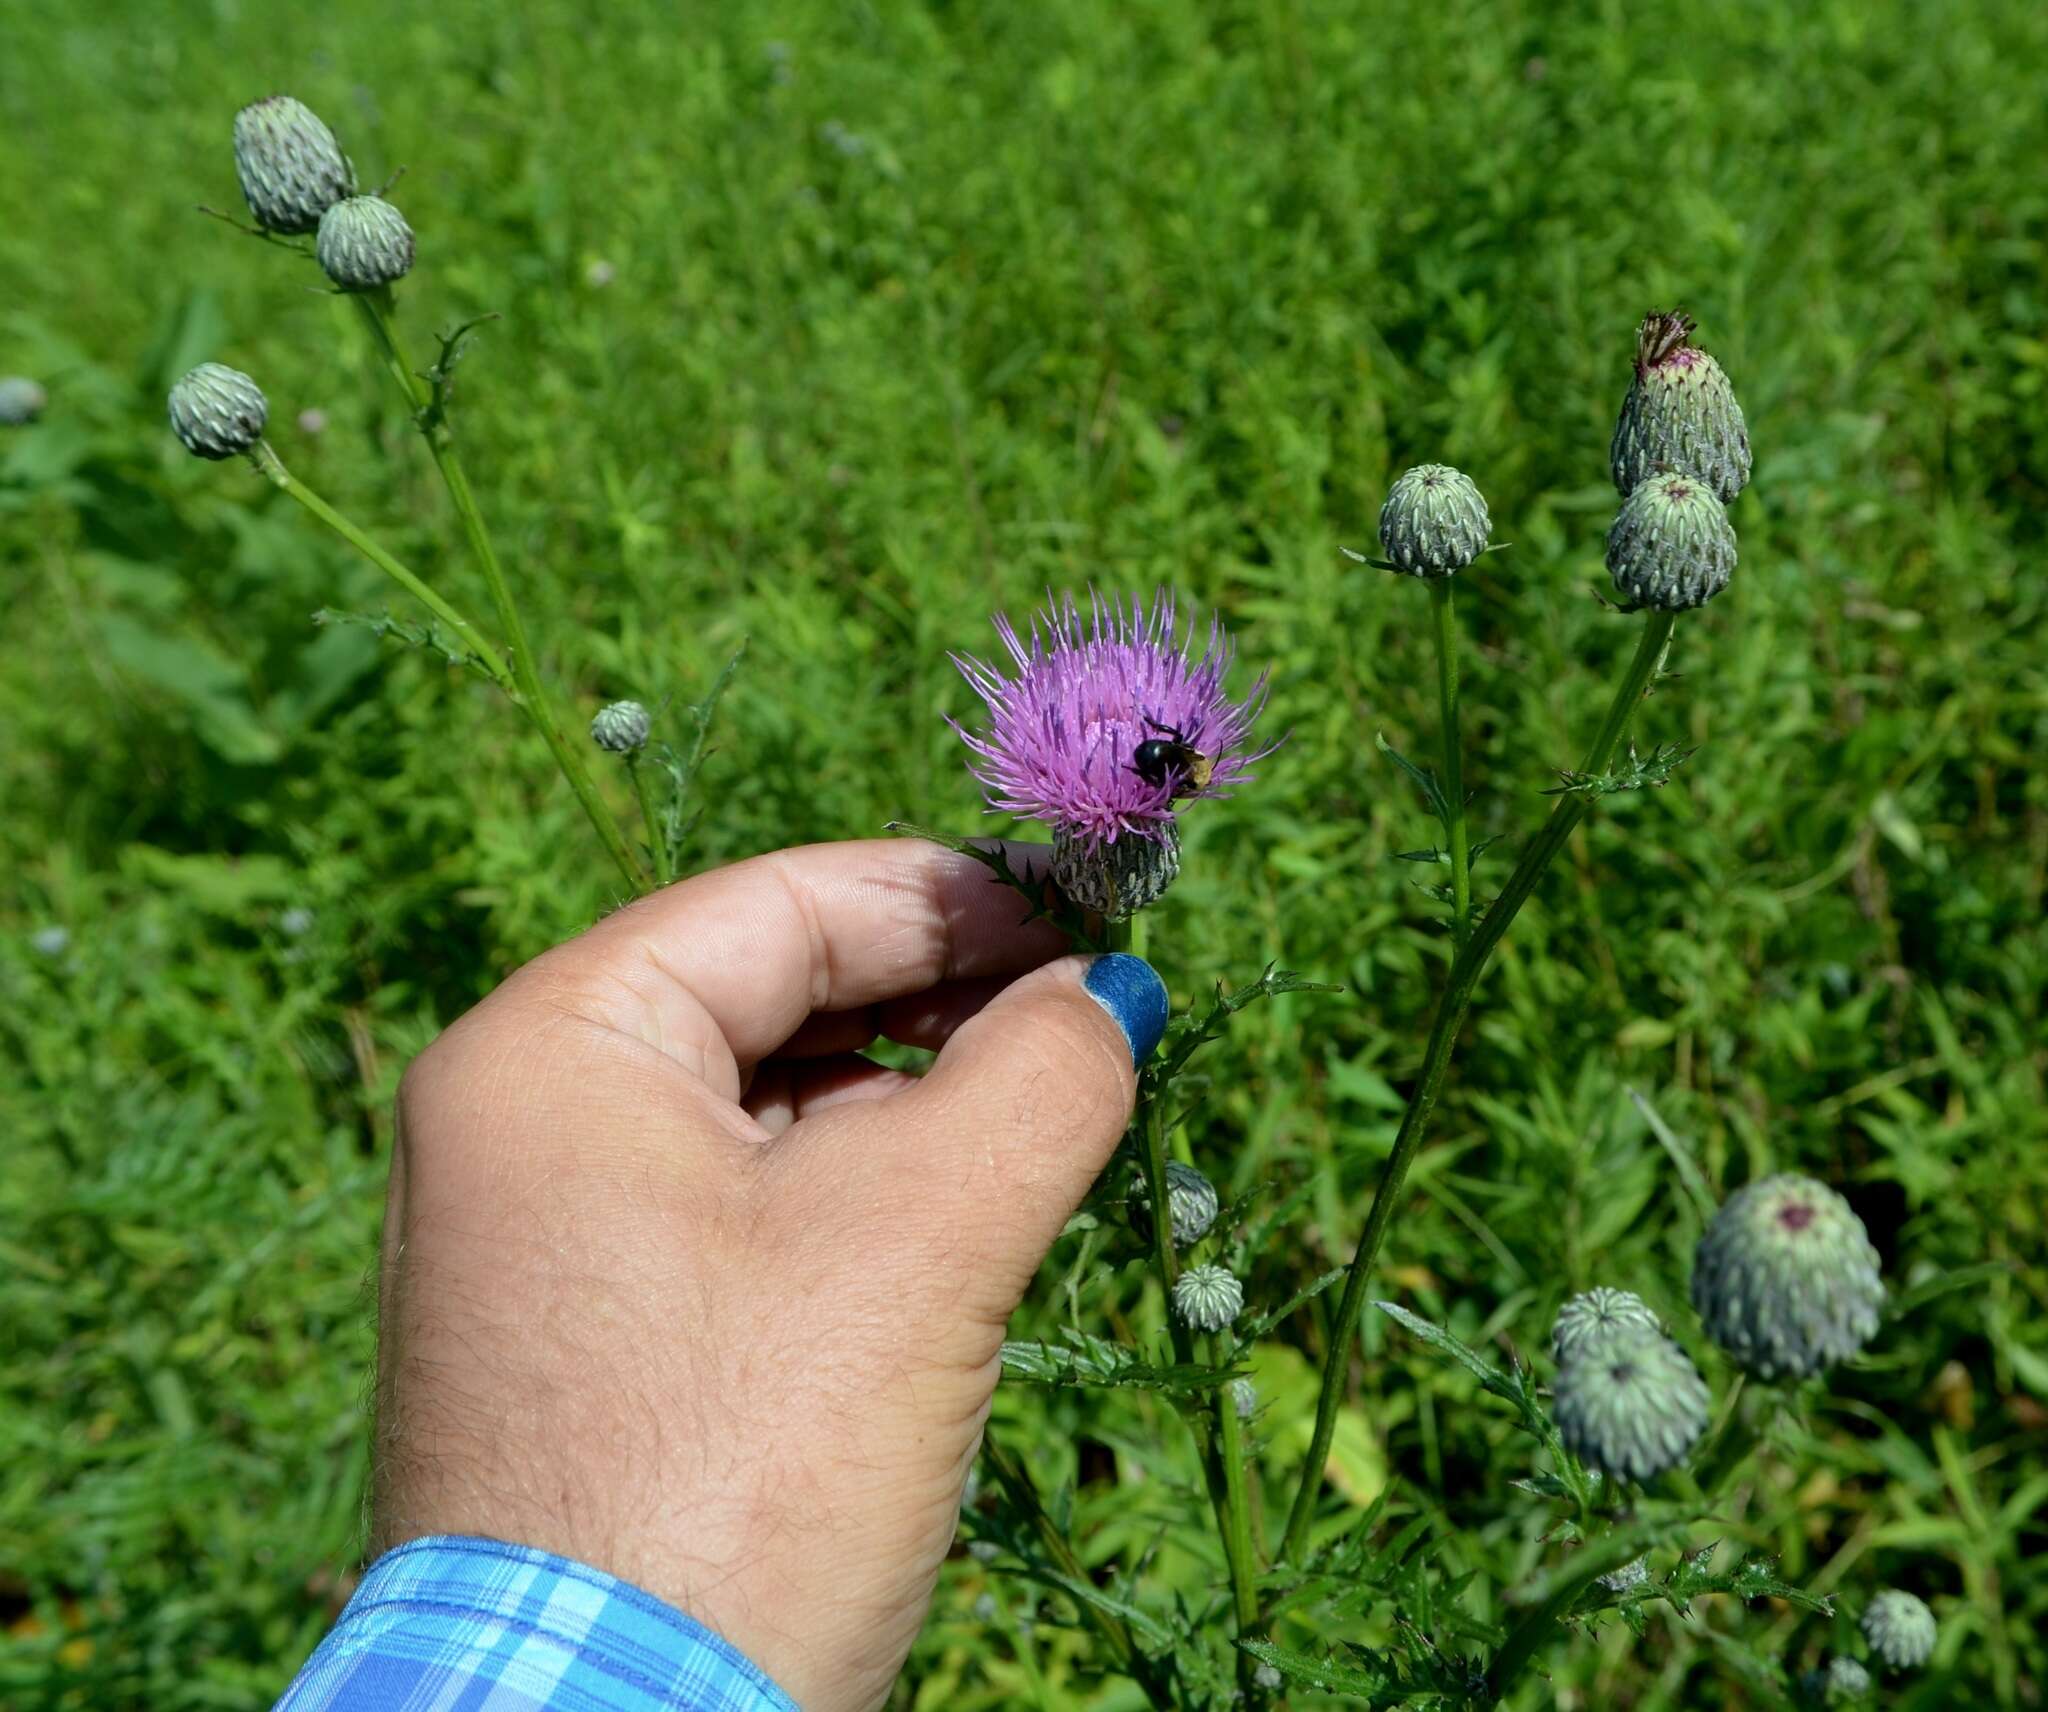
left=273, top=1535, right=799, bottom=1712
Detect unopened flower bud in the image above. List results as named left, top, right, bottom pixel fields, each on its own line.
left=1552, top=1328, right=1710, bottom=1482
left=1172, top=1263, right=1243, bottom=1332
left=1132, top=1160, right=1219, bottom=1248
left=168, top=363, right=268, bottom=460
left=233, top=96, right=355, bottom=235
left=0, top=376, right=48, bottom=426
left=1860, top=1589, right=1935, bottom=1670
left=590, top=700, right=652, bottom=753
left=1691, top=1173, right=1884, bottom=1380
left=1801, top=1655, right=1872, bottom=1702
left=1376, top=464, right=1491, bottom=577
left=1605, top=470, right=1737, bottom=610
left=1611, top=310, right=1751, bottom=504
left=1230, top=1377, right=1258, bottom=1420
left=1051, top=823, right=1180, bottom=921
left=317, top=195, right=416, bottom=291
left=1552, top=1287, right=1663, bottom=1364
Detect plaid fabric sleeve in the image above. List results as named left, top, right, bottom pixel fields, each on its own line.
left=273, top=1535, right=800, bottom=1712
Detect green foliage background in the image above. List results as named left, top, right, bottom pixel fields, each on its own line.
left=3, top=0, right=2044, bottom=1704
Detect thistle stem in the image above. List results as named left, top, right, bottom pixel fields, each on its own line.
left=351, top=289, right=648, bottom=894
left=1278, top=610, right=1678, bottom=1566
left=250, top=442, right=512, bottom=692
left=627, top=754, right=674, bottom=887
left=1429, top=579, right=1472, bottom=947
left=1209, top=1333, right=1264, bottom=1694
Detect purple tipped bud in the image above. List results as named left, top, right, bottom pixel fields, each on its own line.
left=1611, top=309, right=1751, bottom=504
left=1552, top=1328, right=1710, bottom=1482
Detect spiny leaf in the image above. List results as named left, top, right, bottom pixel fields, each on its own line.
left=1376, top=729, right=1451, bottom=824
left=1544, top=740, right=1694, bottom=799
left=999, top=1334, right=1240, bottom=1395
left=1237, top=1267, right=1345, bottom=1341
left=1149, top=963, right=1343, bottom=1085
left=1662, top=1548, right=1834, bottom=1618
left=883, top=821, right=1102, bottom=948
left=312, top=606, right=489, bottom=674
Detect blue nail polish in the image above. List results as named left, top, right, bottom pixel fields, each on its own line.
left=1084, top=954, right=1169, bottom=1066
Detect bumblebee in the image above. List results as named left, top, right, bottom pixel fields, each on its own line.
left=1131, top=717, right=1215, bottom=796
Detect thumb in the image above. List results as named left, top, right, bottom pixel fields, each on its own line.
left=874, top=953, right=1169, bottom=1282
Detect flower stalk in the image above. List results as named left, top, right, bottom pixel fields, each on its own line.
left=627, top=755, right=675, bottom=887
left=1279, top=609, right=1678, bottom=1565
left=1429, top=579, right=1472, bottom=946
left=351, top=287, right=648, bottom=893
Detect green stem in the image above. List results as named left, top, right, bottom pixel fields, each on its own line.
left=627, top=754, right=675, bottom=886
left=1209, top=1333, right=1264, bottom=1693
left=1278, top=611, right=1678, bottom=1565
left=251, top=442, right=513, bottom=692
left=1430, top=579, right=1472, bottom=948
left=1489, top=1523, right=1658, bottom=1696
left=352, top=289, right=648, bottom=894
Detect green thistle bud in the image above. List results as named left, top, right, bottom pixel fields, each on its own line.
left=1610, top=309, right=1751, bottom=504
left=317, top=195, right=417, bottom=291
left=1551, top=1287, right=1663, bottom=1363
left=1051, top=824, right=1180, bottom=921
left=1691, top=1173, right=1884, bottom=1380
left=1376, top=463, right=1491, bottom=577
left=168, top=363, right=268, bottom=460
left=590, top=700, right=652, bottom=754
left=0, top=376, right=48, bottom=426
left=1552, top=1328, right=1710, bottom=1482
left=1802, top=1656, right=1871, bottom=1702
left=1860, top=1589, right=1935, bottom=1670
left=1172, top=1263, right=1243, bottom=1332
left=233, top=96, right=356, bottom=235
left=1605, top=470, right=1737, bottom=610
left=1230, top=1377, right=1258, bottom=1420
left=1132, top=1160, right=1219, bottom=1248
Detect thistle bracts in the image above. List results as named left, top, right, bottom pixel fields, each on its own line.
left=1691, top=1173, right=1884, bottom=1379
left=1377, top=464, right=1491, bottom=577
left=1172, top=1264, right=1243, bottom=1332
left=318, top=195, right=417, bottom=290
left=590, top=700, right=652, bottom=754
left=233, top=96, right=355, bottom=235
left=1551, top=1287, right=1663, bottom=1363
left=1606, top=470, right=1737, bottom=610
left=168, top=363, right=268, bottom=459
left=1611, top=309, right=1751, bottom=504
left=1131, top=1158, right=1219, bottom=1248
left=1860, top=1589, right=1936, bottom=1670
left=1053, top=824, right=1181, bottom=920
left=1551, top=1327, right=1710, bottom=1481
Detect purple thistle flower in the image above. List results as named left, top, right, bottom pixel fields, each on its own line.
left=949, top=591, right=1275, bottom=912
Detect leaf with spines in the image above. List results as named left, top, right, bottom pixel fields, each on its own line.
left=884, top=821, right=1103, bottom=948
left=1148, top=963, right=1343, bottom=1085
left=311, top=606, right=491, bottom=676
left=1375, top=729, right=1451, bottom=826
left=999, top=1331, right=1241, bottom=1396
left=1660, top=1548, right=1833, bottom=1619
left=1545, top=741, right=1695, bottom=799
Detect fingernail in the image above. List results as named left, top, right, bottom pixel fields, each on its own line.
left=1084, top=954, right=1169, bottom=1066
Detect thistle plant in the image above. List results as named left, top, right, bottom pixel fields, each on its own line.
left=1860, top=1588, right=1937, bottom=1670
left=163, top=96, right=735, bottom=894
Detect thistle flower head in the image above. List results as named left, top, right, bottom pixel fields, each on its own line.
left=950, top=591, right=1275, bottom=912
left=1551, top=1287, right=1663, bottom=1363
left=1690, top=1173, right=1884, bottom=1380
left=317, top=195, right=417, bottom=291
left=1611, top=309, right=1752, bottom=504
left=1132, top=1159, right=1219, bottom=1248
left=1860, top=1589, right=1936, bottom=1670
left=1376, top=464, right=1492, bottom=577
left=0, top=376, right=48, bottom=426
left=1801, top=1656, right=1872, bottom=1702
left=1552, top=1328, right=1710, bottom=1482
left=1172, top=1263, right=1244, bottom=1332
left=168, top=363, right=268, bottom=460
left=590, top=699, right=652, bottom=754
left=233, top=95, right=355, bottom=234
left=1605, top=470, right=1737, bottom=610
left=1052, top=822, right=1182, bottom=920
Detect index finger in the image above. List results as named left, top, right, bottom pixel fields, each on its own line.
left=505, top=838, right=1066, bottom=1097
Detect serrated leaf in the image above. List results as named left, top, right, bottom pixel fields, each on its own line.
left=1238, top=1640, right=1391, bottom=1695
left=1375, top=730, right=1450, bottom=823
left=1149, top=963, right=1343, bottom=1085
left=999, top=1336, right=1239, bottom=1394
left=1238, top=1267, right=1344, bottom=1341
left=1006, top=1565, right=1176, bottom=1651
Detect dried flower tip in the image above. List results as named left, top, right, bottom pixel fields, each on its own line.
left=1611, top=309, right=1751, bottom=504
left=1230, top=1377, right=1258, bottom=1420
left=233, top=95, right=355, bottom=234
left=590, top=700, right=652, bottom=753
left=1605, top=470, right=1737, bottom=610
left=0, top=376, right=48, bottom=426
left=1552, top=1287, right=1663, bottom=1364
left=1860, top=1589, right=1935, bottom=1670
left=1172, top=1263, right=1243, bottom=1332
left=168, top=363, right=268, bottom=460
left=1376, top=464, right=1492, bottom=577
left=1051, top=823, right=1181, bottom=921
left=317, top=195, right=416, bottom=291
left=1691, top=1173, right=1884, bottom=1380
left=1552, top=1327, right=1710, bottom=1482
left=1131, top=1158, right=1219, bottom=1247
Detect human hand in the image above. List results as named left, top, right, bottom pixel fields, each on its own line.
left=373, top=839, right=1168, bottom=1708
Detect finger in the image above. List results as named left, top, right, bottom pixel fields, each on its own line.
left=744, top=1055, right=920, bottom=1134
left=495, top=840, right=1063, bottom=1102
left=776, top=976, right=1013, bottom=1060
left=804, top=953, right=1168, bottom=1305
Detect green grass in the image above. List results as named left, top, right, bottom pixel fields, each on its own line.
left=3, top=0, right=2046, bottom=1704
